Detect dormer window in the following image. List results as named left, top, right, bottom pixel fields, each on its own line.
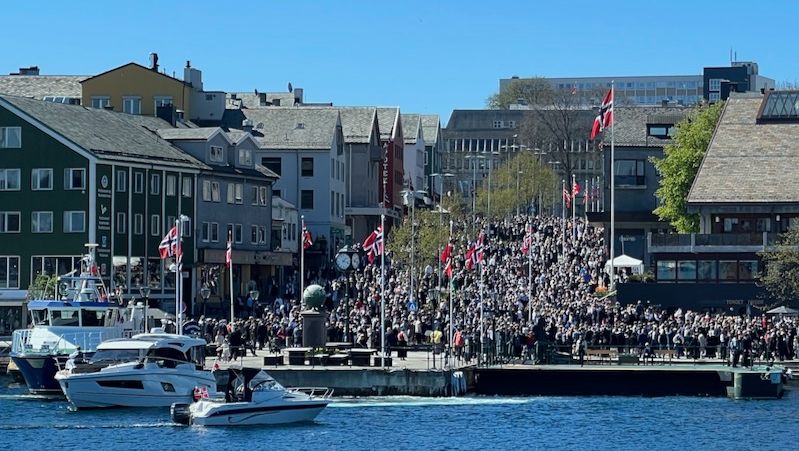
left=210, top=145, right=224, bottom=163
left=646, top=124, right=675, bottom=138
left=757, top=91, right=799, bottom=123
left=238, top=148, right=252, bottom=165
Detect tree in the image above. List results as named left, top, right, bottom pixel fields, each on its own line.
left=27, top=274, right=57, bottom=300
left=759, top=228, right=799, bottom=307
left=386, top=209, right=451, bottom=267
left=487, top=77, right=553, bottom=109
left=651, top=102, right=723, bottom=232
left=474, top=150, right=556, bottom=219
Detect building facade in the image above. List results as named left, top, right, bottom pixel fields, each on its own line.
left=421, top=114, right=443, bottom=200
left=401, top=113, right=426, bottom=201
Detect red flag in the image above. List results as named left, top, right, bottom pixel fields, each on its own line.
left=590, top=89, right=614, bottom=140
left=225, top=238, right=232, bottom=268
left=440, top=242, right=453, bottom=264
left=572, top=181, right=581, bottom=198
left=474, top=231, right=485, bottom=265
left=464, top=243, right=476, bottom=271
left=303, top=226, right=313, bottom=250
left=444, top=258, right=453, bottom=278
left=563, top=186, right=571, bottom=209
left=521, top=223, right=533, bottom=255
left=362, top=226, right=383, bottom=263
left=158, top=226, right=180, bottom=259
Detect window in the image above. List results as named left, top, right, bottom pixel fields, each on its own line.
left=0, top=169, right=20, bottom=191
left=227, top=183, right=242, bottom=204
left=182, top=217, right=191, bottom=237
left=273, top=189, right=281, bottom=198
left=166, top=175, right=176, bottom=196
left=210, top=146, right=224, bottom=163
left=116, top=170, right=127, bottom=192
left=238, top=148, right=252, bottom=165
left=493, top=120, right=502, bottom=128
left=167, top=216, right=175, bottom=230
left=251, top=225, right=258, bottom=244
left=331, top=191, right=335, bottom=215
left=259, top=187, right=268, bottom=206
left=63, top=211, right=85, bottom=233
left=262, top=157, right=282, bottom=176
left=507, top=121, right=516, bottom=129
left=234, top=224, right=243, bottom=244
left=116, top=212, right=126, bottom=234
left=614, top=160, right=645, bottom=186
left=301, top=157, right=314, bottom=177
left=202, top=180, right=211, bottom=201
left=31, top=211, right=52, bottom=233
left=0, top=212, right=20, bottom=233
left=677, top=260, right=696, bottom=281
left=31, top=168, right=53, bottom=190
left=0, top=256, right=20, bottom=288
left=150, top=215, right=160, bottom=236
left=210, top=223, right=219, bottom=242
left=698, top=260, right=717, bottom=281
left=91, top=96, right=110, bottom=109
left=182, top=177, right=192, bottom=197
left=259, top=226, right=267, bottom=244
left=154, top=96, right=173, bottom=112
left=709, top=92, right=721, bottom=102
left=64, top=168, right=86, bottom=190
left=647, top=125, right=675, bottom=138
left=123, top=96, right=141, bottom=115
left=251, top=186, right=259, bottom=205
left=201, top=222, right=210, bottom=242
left=656, top=260, right=676, bottom=280
left=718, top=260, right=738, bottom=281
left=0, top=126, right=22, bottom=148
left=134, top=172, right=144, bottom=193
left=301, top=190, right=314, bottom=209
left=708, top=78, right=721, bottom=91
left=134, top=214, right=143, bottom=235
left=226, top=224, right=233, bottom=242
left=211, top=182, right=220, bottom=202
left=739, top=261, right=759, bottom=280
left=150, top=173, right=160, bottom=195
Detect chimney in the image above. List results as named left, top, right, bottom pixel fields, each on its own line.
left=156, top=104, right=177, bottom=127
left=149, top=52, right=159, bottom=71
left=661, top=99, right=669, bottom=107
left=242, top=119, right=253, bottom=134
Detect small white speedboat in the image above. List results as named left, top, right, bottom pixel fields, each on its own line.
left=171, top=368, right=331, bottom=426
left=55, top=332, right=216, bottom=408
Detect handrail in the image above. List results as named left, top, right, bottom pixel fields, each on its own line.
left=288, top=386, right=334, bottom=399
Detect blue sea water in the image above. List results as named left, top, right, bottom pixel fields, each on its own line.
left=0, top=381, right=796, bottom=451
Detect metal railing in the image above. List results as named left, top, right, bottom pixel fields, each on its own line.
left=650, top=232, right=779, bottom=249
left=12, top=329, right=110, bottom=355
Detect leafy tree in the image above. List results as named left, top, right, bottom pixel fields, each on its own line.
left=759, top=228, right=799, bottom=307
left=27, top=274, right=57, bottom=300
left=487, top=77, right=553, bottom=109
left=386, top=209, right=451, bottom=267
left=651, top=102, right=723, bottom=232
left=474, top=150, right=556, bottom=219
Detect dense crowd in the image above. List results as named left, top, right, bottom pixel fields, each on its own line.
left=183, top=215, right=799, bottom=366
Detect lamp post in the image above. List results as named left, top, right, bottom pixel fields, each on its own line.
left=200, top=284, right=211, bottom=318
left=138, top=285, right=151, bottom=333
left=464, top=155, right=486, bottom=234
left=334, top=244, right=361, bottom=344
left=249, top=289, right=260, bottom=317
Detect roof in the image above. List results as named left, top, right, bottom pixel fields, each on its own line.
left=401, top=114, right=421, bottom=144
left=205, top=163, right=278, bottom=180
left=420, top=114, right=440, bottom=145
left=238, top=108, right=340, bottom=150
left=0, top=95, right=207, bottom=169
left=0, top=75, right=87, bottom=100
left=80, top=62, right=188, bottom=86
left=688, top=93, right=799, bottom=204
left=376, top=107, right=400, bottom=140
left=156, top=127, right=220, bottom=141
left=336, top=107, right=376, bottom=143
left=610, top=106, right=692, bottom=148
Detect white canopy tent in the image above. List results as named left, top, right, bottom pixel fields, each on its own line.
left=604, top=254, right=645, bottom=275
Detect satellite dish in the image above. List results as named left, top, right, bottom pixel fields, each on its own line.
left=288, top=82, right=293, bottom=93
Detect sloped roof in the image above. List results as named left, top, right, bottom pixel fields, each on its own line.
left=81, top=62, right=188, bottom=86
left=688, top=93, right=799, bottom=204
left=420, top=114, right=440, bottom=145
left=376, top=107, right=400, bottom=140
left=610, top=106, right=692, bottom=148
left=401, top=114, right=421, bottom=144
left=0, top=95, right=206, bottom=169
left=336, top=107, right=376, bottom=144
left=156, top=127, right=220, bottom=141
left=238, top=107, right=340, bottom=150
left=0, top=75, right=87, bottom=100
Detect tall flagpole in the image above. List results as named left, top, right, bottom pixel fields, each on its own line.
left=175, top=218, right=183, bottom=335
left=572, top=174, right=577, bottom=240
left=609, top=81, right=616, bottom=291
left=380, top=213, right=386, bottom=368
left=584, top=178, right=589, bottom=220
left=448, top=219, right=454, bottom=366
left=561, top=179, right=566, bottom=259
left=300, top=215, right=305, bottom=305
left=228, top=230, right=234, bottom=322
left=527, top=222, right=533, bottom=325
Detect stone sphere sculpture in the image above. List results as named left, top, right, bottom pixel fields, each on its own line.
left=302, top=284, right=326, bottom=310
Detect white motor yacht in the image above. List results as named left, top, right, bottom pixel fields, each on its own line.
left=55, top=332, right=216, bottom=409
left=171, top=368, right=331, bottom=426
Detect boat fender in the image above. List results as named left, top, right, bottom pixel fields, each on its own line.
left=170, top=403, right=192, bottom=426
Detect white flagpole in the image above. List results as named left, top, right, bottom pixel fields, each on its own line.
left=448, top=219, right=454, bottom=366
left=380, top=213, right=386, bottom=368
left=175, top=218, right=182, bottom=335
left=527, top=224, right=533, bottom=325
left=610, top=82, right=616, bottom=291
left=300, top=215, right=305, bottom=306
left=229, top=230, right=234, bottom=323
left=572, top=174, right=577, bottom=240
left=561, top=179, right=566, bottom=260
left=584, top=178, right=589, bottom=220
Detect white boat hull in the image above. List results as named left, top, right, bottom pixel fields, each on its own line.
left=189, top=400, right=328, bottom=426
left=56, top=368, right=216, bottom=409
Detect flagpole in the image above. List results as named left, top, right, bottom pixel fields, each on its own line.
left=228, top=230, right=234, bottom=323
left=572, top=174, right=577, bottom=240
left=561, top=179, right=565, bottom=260
left=380, top=213, right=386, bottom=368
left=584, top=178, right=588, bottom=221
left=448, top=219, right=454, bottom=367
left=527, top=223, right=533, bottom=325
left=175, top=218, right=182, bottom=335
left=609, top=81, right=616, bottom=292
left=300, top=215, right=305, bottom=307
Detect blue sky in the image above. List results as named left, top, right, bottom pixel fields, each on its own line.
left=3, top=1, right=798, bottom=125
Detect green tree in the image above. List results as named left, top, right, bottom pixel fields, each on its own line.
left=487, top=77, right=554, bottom=109
left=474, top=150, right=556, bottom=219
left=652, top=102, right=723, bottom=232
left=386, top=209, right=451, bottom=267
left=759, top=228, right=799, bottom=307
left=27, top=274, right=57, bottom=300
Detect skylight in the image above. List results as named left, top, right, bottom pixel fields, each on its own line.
left=758, top=91, right=799, bottom=123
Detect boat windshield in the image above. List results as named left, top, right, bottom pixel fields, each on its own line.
left=90, top=348, right=144, bottom=364
left=145, top=347, right=191, bottom=368
left=31, top=309, right=49, bottom=326
left=50, top=309, right=80, bottom=327
left=80, top=308, right=110, bottom=327
left=250, top=372, right=284, bottom=392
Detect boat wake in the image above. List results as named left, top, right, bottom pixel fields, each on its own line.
left=0, top=422, right=176, bottom=430
left=330, top=396, right=532, bottom=408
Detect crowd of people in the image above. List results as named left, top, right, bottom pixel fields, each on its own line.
left=181, top=215, right=799, bottom=367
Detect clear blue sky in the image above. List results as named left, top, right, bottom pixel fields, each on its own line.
left=4, top=1, right=798, bottom=125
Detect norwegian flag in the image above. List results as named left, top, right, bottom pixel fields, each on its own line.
left=563, top=185, right=572, bottom=209
left=464, top=242, right=476, bottom=271
left=303, top=225, right=313, bottom=250
left=225, top=236, right=232, bottom=268
left=362, top=226, right=384, bottom=263
left=158, top=226, right=181, bottom=259
left=444, top=257, right=453, bottom=278
left=440, top=241, right=453, bottom=264
left=572, top=181, right=581, bottom=199
left=590, top=89, right=614, bottom=140
left=474, top=231, right=485, bottom=265
left=521, top=223, right=533, bottom=255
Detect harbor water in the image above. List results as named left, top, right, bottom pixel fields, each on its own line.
left=0, top=383, right=796, bottom=451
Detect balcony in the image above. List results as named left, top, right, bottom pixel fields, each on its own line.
left=648, top=232, right=779, bottom=253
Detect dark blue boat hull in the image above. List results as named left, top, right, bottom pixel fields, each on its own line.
left=10, top=354, right=65, bottom=394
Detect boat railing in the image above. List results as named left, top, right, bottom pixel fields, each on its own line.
left=12, top=329, right=111, bottom=355
left=288, top=387, right=334, bottom=399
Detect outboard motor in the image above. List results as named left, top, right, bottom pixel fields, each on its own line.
left=170, top=403, right=191, bottom=425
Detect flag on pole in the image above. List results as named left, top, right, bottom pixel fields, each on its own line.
left=464, top=242, right=476, bottom=271
left=444, top=256, right=453, bottom=278
left=563, top=185, right=572, bottom=209
left=572, top=180, right=581, bottom=199
left=590, top=89, right=614, bottom=140
left=303, top=225, right=313, bottom=250
left=521, top=223, right=533, bottom=255
left=440, top=241, right=453, bottom=264
left=474, top=231, right=485, bottom=265
left=225, top=235, right=232, bottom=268
left=158, top=226, right=180, bottom=259
left=362, top=226, right=384, bottom=263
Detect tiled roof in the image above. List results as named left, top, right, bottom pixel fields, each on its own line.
left=401, top=114, right=421, bottom=144
left=156, top=127, right=220, bottom=141
left=420, top=114, right=440, bottom=145
left=238, top=107, right=340, bottom=150
left=688, top=93, right=799, bottom=204
left=0, top=95, right=207, bottom=169
left=336, top=107, right=376, bottom=144
left=609, top=106, right=692, bottom=148
left=205, top=163, right=278, bottom=180
left=0, top=75, right=87, bottom=100
left=376, top=107, right=400, bottom=140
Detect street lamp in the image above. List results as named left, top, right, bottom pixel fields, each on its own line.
left=464, top=155, right=486, bottom=232
left=249, top=289, right=260, bottom=317
left=334, top=244, right=362, bottom=344
left=138, top=285, right=151, bottom=333
left=200, top=284, right=211, bottom=318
